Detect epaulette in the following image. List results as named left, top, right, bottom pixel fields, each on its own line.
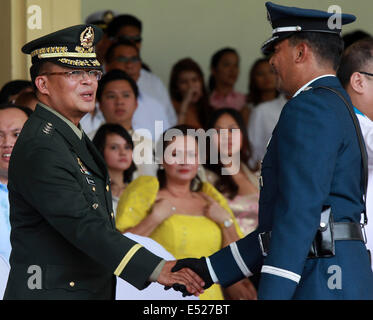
left=41, top=122, right=54, bottom=136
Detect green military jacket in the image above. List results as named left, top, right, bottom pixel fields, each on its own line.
left=4, top=104, right=162, bottom=300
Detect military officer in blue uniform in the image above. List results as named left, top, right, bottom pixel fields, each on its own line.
left=173, top=2, right=373, bottom=299
left=3, top=24, right=204, bottom=299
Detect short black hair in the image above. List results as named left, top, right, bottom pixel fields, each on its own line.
left=30, top=61, right=58, bottom=91
left=92, top=123, right=136, bottom=183
left=96, top=69, right=139, bottom=102
left=288, top=32, right=344, bottom=71
left=106, top=14, right=142, bottom=38
left=0, top=102, right=33, bottom=117
left=209, top=47, right=239, bottom=92
left=337, top=37, right=373, bottom=88
left=104, top=39, right=139, bottom=65
left=0, top=80, right=32, bottom=103
left=247, top=57, right=279, bottom=106
left=343, top=30, right=371, bottom=50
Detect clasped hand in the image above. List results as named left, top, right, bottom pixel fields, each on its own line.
left=159, top=257, right=214, bottom=297
left=157, top=260, right=205, bottom=297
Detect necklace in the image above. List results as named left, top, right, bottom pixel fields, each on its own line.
left=164, top=186, right=197, bottom=213
left=164, top=186, right=194, bottom=199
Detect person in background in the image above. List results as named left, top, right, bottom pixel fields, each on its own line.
left=14, top=90, right=38, bottom=111
left=208, top=48, right=247, bottom=113
left=204, top=108, right=261, bottom=291
left=106, top=14, right=177, bottom=125
left=247, top=95, right=288, bottom=169
left=0, top=80, right=33, bottom=104
left=94, top=69, right=138, bottom=135
left=0, top=104, right=32, bottom=262
left=246, top=57, right=286, bottom=168
left=205, top=108, right=259, bottom=236
left=80, top=10, right=120, bottom=133
left=85, top=10, right=119, bottom=64
left=247, top=59, right=289, bottom=169
left=247, top=58, right=279, bottom=108
left=337, top=37, right=373, bottom=269
left=169, top=58, right=212, bottom=129
left=106, top=14, right=144, bottom=58
left=93, top=124, right=136, bottom=214
left=115, top=125, right=257, bottom=300
left=94, top=69, right=156, bottom=178
left=342, top=30, right=371, bottom=50
left=105, top=40, right=172, bottom=138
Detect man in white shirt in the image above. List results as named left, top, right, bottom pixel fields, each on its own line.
left=138, top=68, right=177, bottom=125
left=105, top=39, right=176, bottom=129
left=104, top=40, right=174, bottom=137
left=0, top=104, right=31, bottom=262
left=248, top=94, right=288, bottom=167
left=337, top=37, right=373, bottom=267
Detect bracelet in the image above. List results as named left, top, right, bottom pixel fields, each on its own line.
left=220, top=218, right=234, bottom=228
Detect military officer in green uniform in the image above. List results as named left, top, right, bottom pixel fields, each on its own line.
left=3, top=24, right=204, bottom=300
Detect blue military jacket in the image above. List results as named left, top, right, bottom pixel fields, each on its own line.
left=209, top=76, right=373, bottom=299
left=4, top=105, right=162, bottom=300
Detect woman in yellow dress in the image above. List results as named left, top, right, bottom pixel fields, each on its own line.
left=116, top=125, right=257, bottom=300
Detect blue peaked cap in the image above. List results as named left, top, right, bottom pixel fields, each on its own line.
left=262, top=2, right=356, bottom=55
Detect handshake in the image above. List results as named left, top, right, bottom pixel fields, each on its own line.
left=158, top=257, right=213, bottom=297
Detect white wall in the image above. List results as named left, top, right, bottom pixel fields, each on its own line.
left=81, top=0, right=373, bottom=94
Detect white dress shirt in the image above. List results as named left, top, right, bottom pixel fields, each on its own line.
left=87, top=92, right=171, bottom=143
left=248, top=94, right=288, bottom=166
left=138, top=69, right=177, bottom=127
left=355, top=111, right=373, bottom=269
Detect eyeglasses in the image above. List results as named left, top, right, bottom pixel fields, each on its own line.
left=359, top=71, right=373, bottom=77
left=40, top=70, right=103, bottom=81
left=114, top=56, right=141, bottom=64
left=116, top=35, right=142, bottom=43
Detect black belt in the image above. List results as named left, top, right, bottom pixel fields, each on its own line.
left=333, top=222, right=365, bottom=241
left=259, top=222, right=366, bottom=258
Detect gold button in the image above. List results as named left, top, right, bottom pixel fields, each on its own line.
left=106, top=185, right=110, bottom=192
left=111, top=212, right=114, bottom=218
left=92, top=186, right=96, bottom=192
left=92, top=203, right=99, bottom=209
left=69, top=282, right=75, bottom=287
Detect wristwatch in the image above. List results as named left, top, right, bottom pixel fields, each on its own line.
left=220, top=218, right=233, bottom=228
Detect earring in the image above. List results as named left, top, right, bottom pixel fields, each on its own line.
left=159, top=165, right=164, bottom=170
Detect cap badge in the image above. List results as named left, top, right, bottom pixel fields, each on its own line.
left=103, top=11, right=114, bottom=24
left=80, top=26, right=94, bottom=49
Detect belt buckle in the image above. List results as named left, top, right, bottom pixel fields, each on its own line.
left=361, top=223, right=368, bottom=244
left=258, top=232, right=268, bottom=257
